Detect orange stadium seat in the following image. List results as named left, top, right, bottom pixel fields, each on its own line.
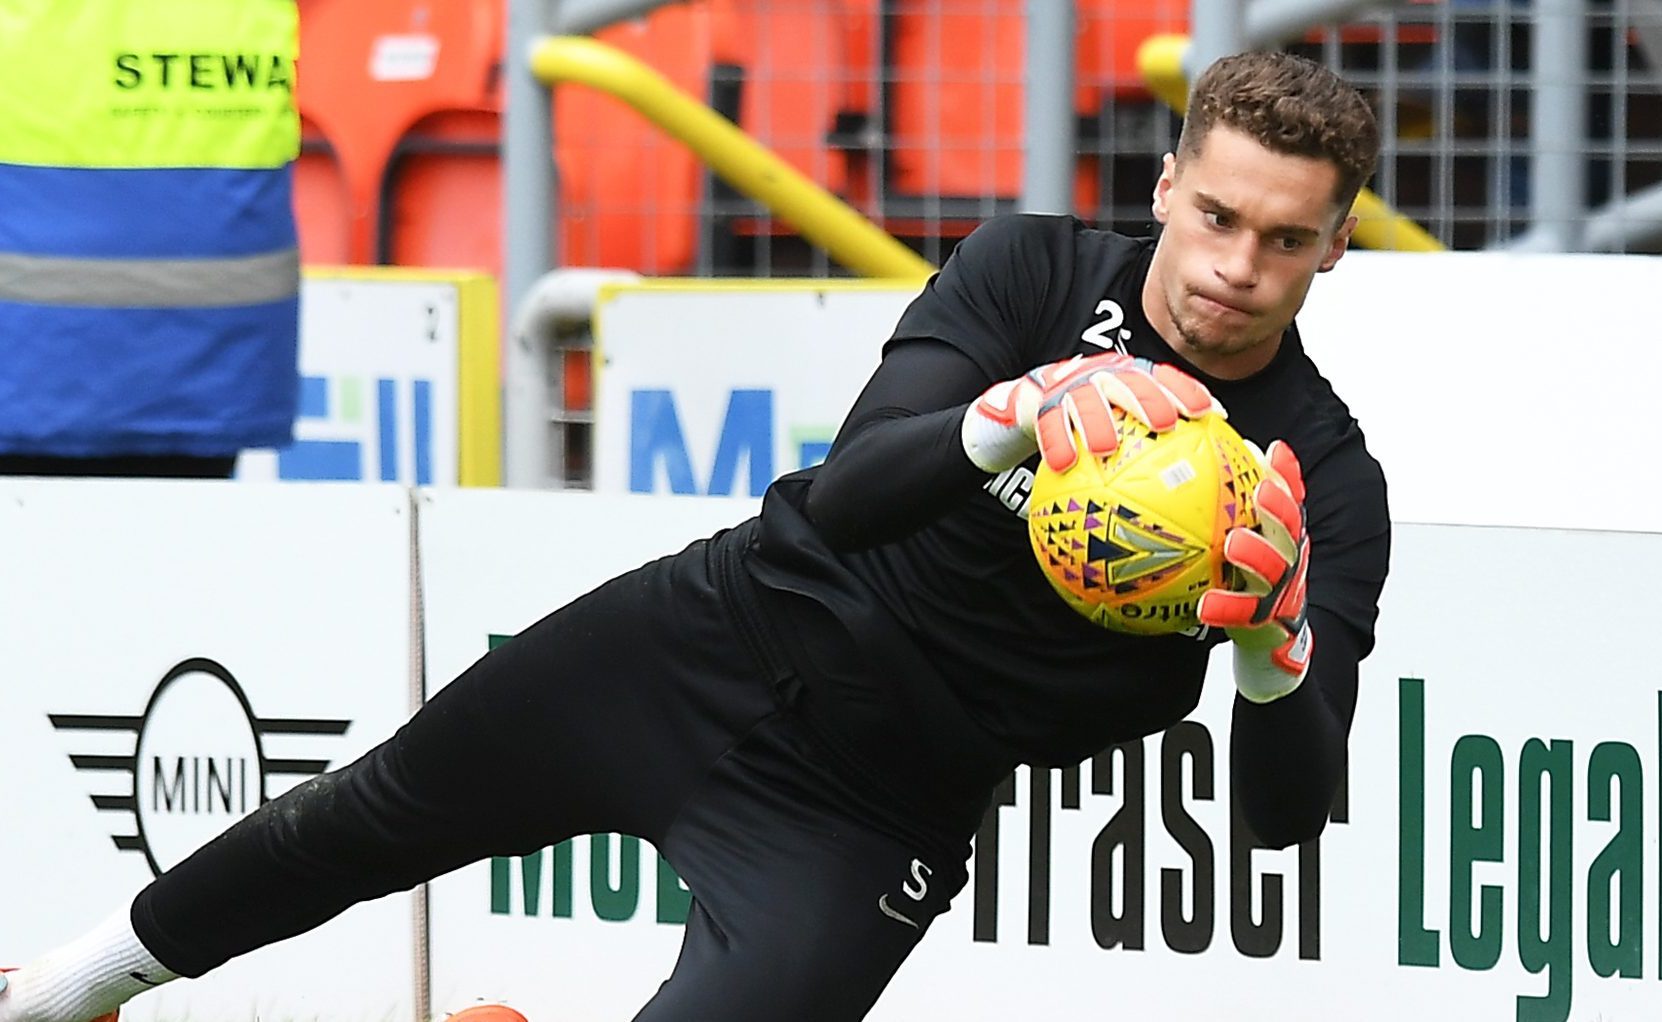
left=1080, top=0, right=1188, bottom=97
left=885, top=0, right=1186, bottom=213
left=710, top=0, right=847, bottom=193
left=553, top=7, right=709, bottom=274
left=296, top=0, right=503, bottom=264
left=886, top=1, right=1074, bottom=210
left=384, top=109, right=501, bottom=270
left=833, top=0, right=881, bottom=128
left=708, top=0, right=851, bottom=242
left=297, top=0, right=705, bottom=276
left=294, top=114, right=352, bottom=264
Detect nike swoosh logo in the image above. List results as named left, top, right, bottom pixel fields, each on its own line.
left=878, top=894, right=920, bottom=929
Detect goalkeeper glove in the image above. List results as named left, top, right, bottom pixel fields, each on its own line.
left=960, top=353, right=1217, bottom=474
left=1196, top=440, right=1313, bottom=704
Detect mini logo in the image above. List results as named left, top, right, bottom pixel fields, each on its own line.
left=50, top=658, right=351, bottom=876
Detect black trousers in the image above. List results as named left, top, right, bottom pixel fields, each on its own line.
left=130, top=532, right=969, bottom=1021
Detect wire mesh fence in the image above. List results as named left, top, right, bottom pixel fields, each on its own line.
left=547, top=0, right=1662, bottom=274
left=1288, top=0, right=1662, bottom=251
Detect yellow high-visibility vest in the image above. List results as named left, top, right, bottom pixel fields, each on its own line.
left=0, top=0, right=303, bottom=457
left=0, top=0, right=298, bottom=169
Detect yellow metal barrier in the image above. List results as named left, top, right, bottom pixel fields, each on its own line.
left=529, top=35, right=936, bottom=281
left=1137, top=35, right=1444, bottom=253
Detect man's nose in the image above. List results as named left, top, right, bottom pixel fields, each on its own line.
left=1215, top=235, right=1259, bottom=289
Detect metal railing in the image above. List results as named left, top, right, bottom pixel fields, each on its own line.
left=499, top=0, right=1661, bottom=486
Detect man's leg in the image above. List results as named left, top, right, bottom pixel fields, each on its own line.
left=639, top=713, right=970, bottom=1022
left=3, top=537, right=777, bottom=1022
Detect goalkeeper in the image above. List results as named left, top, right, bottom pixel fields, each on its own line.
left=1, top=51, right=1388, bottom=1022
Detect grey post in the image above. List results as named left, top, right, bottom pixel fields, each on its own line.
left=504, top=0, right=556, bottom=321
left=1243, top=0, right=1392, bottom=47
left=1188, top=0, right=1246, bottom=80
left=552, top=0, right=677, bottom=32
left=1530, top=0, right=1588, bottom=251
left=501, top=0, right=681, bottom=486
left=1579, top=182, right=1662, bottom=253
left=1020, top=0, right=1075, bottom=214
left=503, top=0, right=557, bottom=487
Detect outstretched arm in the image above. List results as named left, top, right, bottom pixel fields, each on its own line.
left=803, top=339, right=991, bottom=551
left=803, top=215, right=1214, bottom=551
left=803, top=338, right=1216, bottom=550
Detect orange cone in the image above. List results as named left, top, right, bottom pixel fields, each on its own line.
left=445, top=1005, right=529, bottom=1022
left=0, top=970, right=118, bottom=1022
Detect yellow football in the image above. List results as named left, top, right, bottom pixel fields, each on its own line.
left=1027, top=408, right=1262, bottom=635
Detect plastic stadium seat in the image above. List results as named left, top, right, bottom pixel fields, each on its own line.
left=384, top=110, right=501, bottom=271
left=552, top=8, right=709, bottom=274
left=710, top=0, right=848, bottom=194
left=884, top=0, right=1189, bottom=210
left=886, top=0, right=1108, bottom=212
left=1079, top=0, right=1188, bottom=97
left=833, top=0, right=881, bottom=128
left=886, top=0, right=1027, bottom=201
left=298, top=0, right=703, bottom=276
left=707, top=0, right=854, bottom=244
left=295, top=115, right=352, bottom=265
left=296, top=0, right=503, bottom=264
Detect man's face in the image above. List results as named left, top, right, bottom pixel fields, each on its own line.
left=1145, top=125, right=1357, bottom=378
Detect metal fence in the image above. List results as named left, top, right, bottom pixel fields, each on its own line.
left=525, top=0, right=1662, bottom=276
left=1290, top=0, right=1662, bottom=252
left=505, top=0, right=1660, bottom=487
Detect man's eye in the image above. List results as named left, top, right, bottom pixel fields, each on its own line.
left=1276, top=236, right=1304, bottom=252
left=1203, top=210, right=1230, bottom=229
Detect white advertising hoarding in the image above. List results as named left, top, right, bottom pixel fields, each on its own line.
left=414, top=484, right=1662, bottom=1022
left=418, top=488, right=760, bottom=1018
left=238, top=269, right=500, bottom=487
left=878, top=522, right=1662, bottom=1022
left=594, top=254, right=1662, bottom=534
left=1294, top=251, right=1662, bottom=534
left=592, top=281, right=918, bottom=498
left=0, top=480, right=417, bottom=1022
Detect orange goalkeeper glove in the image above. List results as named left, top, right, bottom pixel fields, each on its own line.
left=960, top=353, right=1217, bottom=474
left=1197, top=440, right=1313, bottom=703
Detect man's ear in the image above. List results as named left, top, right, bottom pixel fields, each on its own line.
left=1151, top=153, right=1177, bottom=225
left=1318, top=214, right=1358, bottom=273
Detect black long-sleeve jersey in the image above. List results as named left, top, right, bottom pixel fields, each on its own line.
left=739, top=213, right=1391, bottom=847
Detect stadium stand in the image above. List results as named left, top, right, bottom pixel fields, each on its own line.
left=858, top=0, right=1188, bottom=235
left=552, top=7, right=708, bottom=274
left=293, top=0, right=1601, bottom=273
left=296, top=0, right=706, bottom=277
left=292, top=0, right=1200, bottom=271
left=294, top=114, right=353, bottom=265
left=295, top=0, right=503, bottom=265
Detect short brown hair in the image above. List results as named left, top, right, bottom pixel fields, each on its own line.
left=1178, top=51, right=1380, bottom=212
